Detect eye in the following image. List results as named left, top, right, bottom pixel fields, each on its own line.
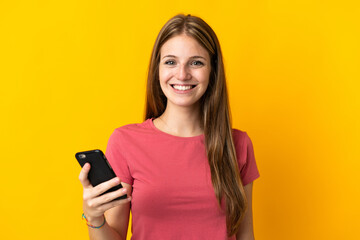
left=191, top=60, right=204, bottom=66
left=164, top=60, right=176, bottom=65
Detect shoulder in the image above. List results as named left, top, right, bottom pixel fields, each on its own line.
left=109, top=119, right=154, bottom=143
left=231, top=128, right=256, bottom=157
left=232, top=128, right=260, bottom=184
left=232, top=128, right=250, bottom=147
left=112, top=119, right=153, bottom=135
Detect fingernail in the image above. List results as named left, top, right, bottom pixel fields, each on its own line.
left=122, top=188, right=127, bottom=193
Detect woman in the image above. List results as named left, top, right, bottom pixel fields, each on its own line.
left=79, top=14, right=260, bottom=240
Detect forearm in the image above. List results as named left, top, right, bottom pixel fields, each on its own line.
left=236, top=182, right=255, bottom=240
left=86, top=215, right=125, bottom=240
left=88, top=221, right=124, bottom=240
left=236, top=215, right=255, bottom=240
left=79, top=163, right=131, bottom=240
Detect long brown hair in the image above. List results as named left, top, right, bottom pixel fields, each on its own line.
left=144, top=14, right=247, bottom=237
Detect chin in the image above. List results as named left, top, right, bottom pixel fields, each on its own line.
left=167, top=99, right=201, bottom=108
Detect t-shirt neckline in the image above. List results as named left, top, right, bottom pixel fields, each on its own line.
left=147, top=118, right=205, bottom=141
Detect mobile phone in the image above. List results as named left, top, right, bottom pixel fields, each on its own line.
left=75, top=149, right=127, bottom=200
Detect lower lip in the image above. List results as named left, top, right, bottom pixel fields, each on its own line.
left=171, top=85, right=196, bottom=94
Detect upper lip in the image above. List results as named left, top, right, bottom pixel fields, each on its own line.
left=170, top=83, right=198, bottom=86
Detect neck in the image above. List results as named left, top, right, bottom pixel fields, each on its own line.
left=155, top=103, right=203, bottom=137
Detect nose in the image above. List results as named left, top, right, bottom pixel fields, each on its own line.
left=176, top=64, right=191, bottom=81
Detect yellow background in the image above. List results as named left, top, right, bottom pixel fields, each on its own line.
left=1, top=0, right=359, bottom=239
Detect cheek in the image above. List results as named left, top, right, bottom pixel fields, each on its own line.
left=195, top=69, right=211, bottom=84
left=159, top=66, right=173, bottom=83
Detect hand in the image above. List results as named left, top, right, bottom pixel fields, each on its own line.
left=79, top=163, right=131, bottom=225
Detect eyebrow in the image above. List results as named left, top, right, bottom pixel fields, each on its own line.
left=161, top=55, right=207, bottom=60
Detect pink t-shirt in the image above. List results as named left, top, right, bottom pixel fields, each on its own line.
left=105, top=118, right=260, bottom=240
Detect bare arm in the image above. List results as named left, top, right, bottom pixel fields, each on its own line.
left=79, top=163, right=132, bottom=240
left=236, top=182, right=255, bottom=240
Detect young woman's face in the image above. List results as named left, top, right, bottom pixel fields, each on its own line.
left=159, top=34, right=211, bottom=109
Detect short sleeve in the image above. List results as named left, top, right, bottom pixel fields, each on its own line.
left=234, top=130, right=260, bottom=186
left=105, top=129, right=134, bottom=185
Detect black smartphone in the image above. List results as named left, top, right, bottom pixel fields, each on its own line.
left=75, top=149, right=127, bottom=200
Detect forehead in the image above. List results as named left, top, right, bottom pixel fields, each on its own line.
left=160, top=34, right=210, bottom=59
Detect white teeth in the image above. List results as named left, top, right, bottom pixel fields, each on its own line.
left=173, top=85, right=192, bottom=91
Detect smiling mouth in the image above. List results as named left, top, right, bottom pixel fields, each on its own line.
left=170, top=84, right=197, bottom=90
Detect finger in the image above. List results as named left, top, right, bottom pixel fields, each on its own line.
left=96, top=187, right=129, bottom=205
left=97, top=195, right=132, bottom=213
left=87, top=187, right=128, bottom=209
left=79, top=163, right=92, bottom=188
left=89, top=177, right=121, bottom=198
